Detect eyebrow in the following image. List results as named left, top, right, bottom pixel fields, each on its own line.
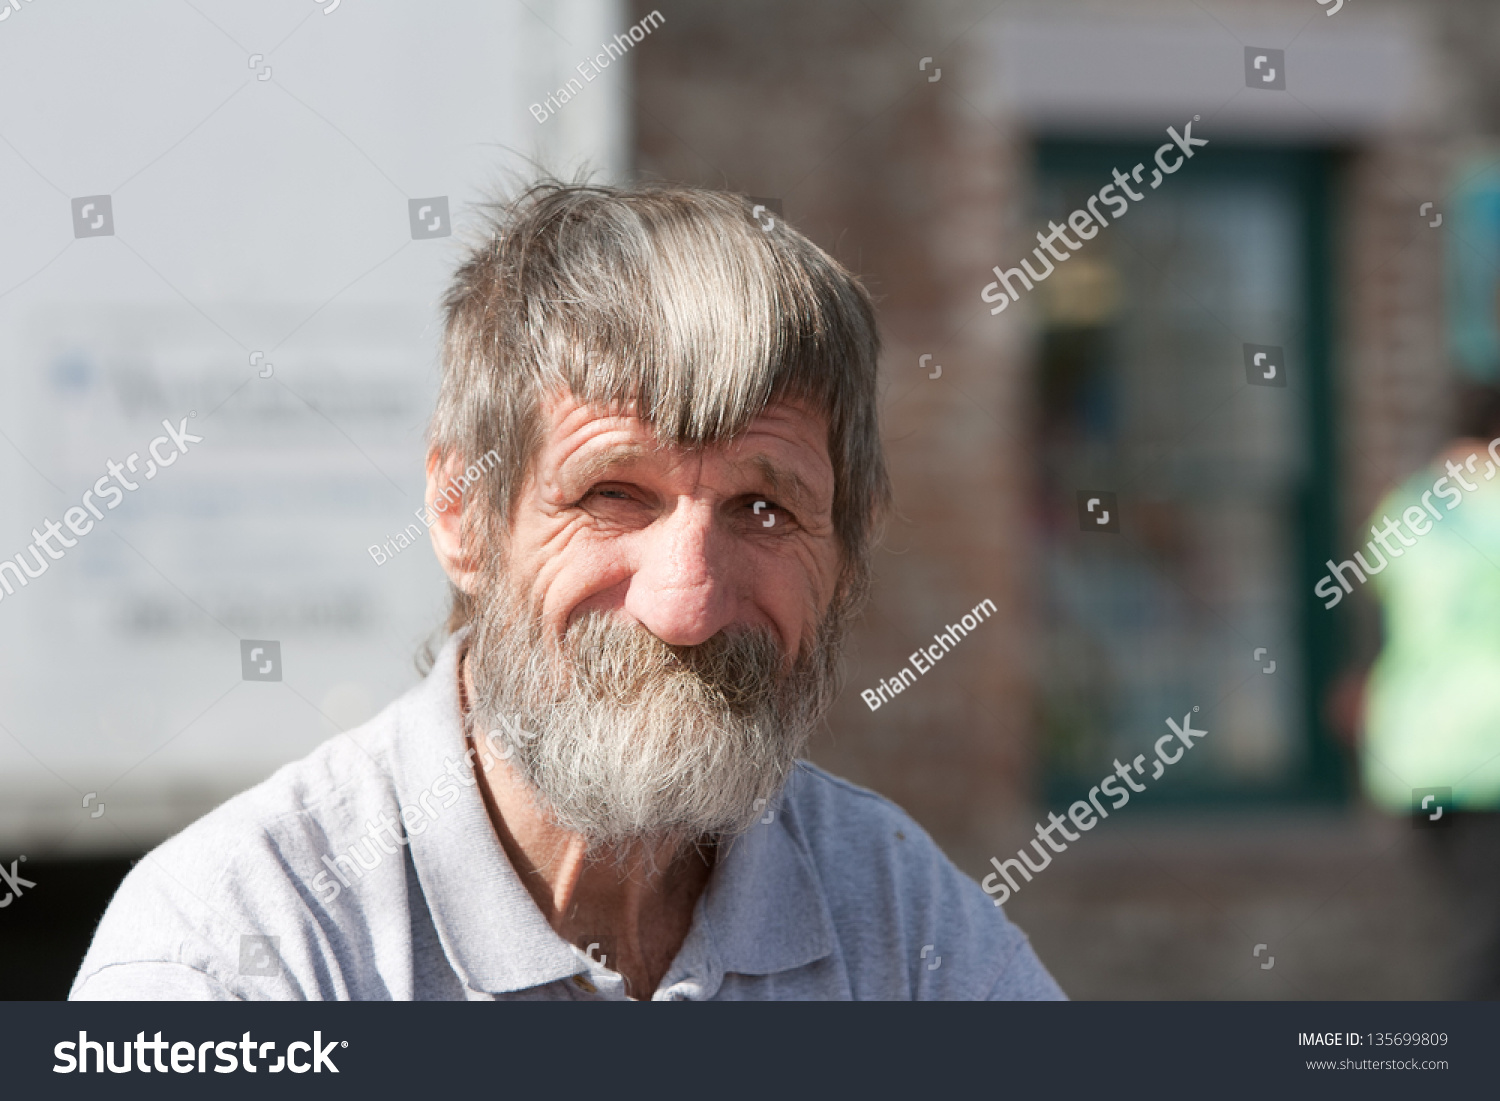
left=741, top=454, right=819, bottom=513
left=567, top=443, right=652, bottom=491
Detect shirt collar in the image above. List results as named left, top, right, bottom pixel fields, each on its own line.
left=387, top=629, right=835, bottom=997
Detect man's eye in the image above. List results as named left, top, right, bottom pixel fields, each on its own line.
left=581, top=484, right=642, bottom=505
left=574, top=486, right=643, bottom=514
left=746, top=499, right=793, bottom=529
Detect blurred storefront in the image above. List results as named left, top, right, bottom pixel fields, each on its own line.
left=632, top=0, right=1482, bottom=996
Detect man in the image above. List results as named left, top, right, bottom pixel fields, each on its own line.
left=72, top=182, right=1062, bottom=1001
left=1353, top=385, right=1500, bottom=997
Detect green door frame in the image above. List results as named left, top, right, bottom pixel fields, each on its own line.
left=1033, top=139, right=1347, bottom=807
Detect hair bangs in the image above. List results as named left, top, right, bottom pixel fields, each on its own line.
left=530, top=192, right=844, bottom=448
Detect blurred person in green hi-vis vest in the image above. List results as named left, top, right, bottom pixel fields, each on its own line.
left=1343, top=164, right=1500, bottom=998
left=1357, top=385, right=1500, bottom=998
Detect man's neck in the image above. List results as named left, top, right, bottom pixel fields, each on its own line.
left=458, top=648, right=717, bottom=999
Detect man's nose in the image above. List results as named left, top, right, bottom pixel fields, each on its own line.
left=623, top=502, right=738, bottom=647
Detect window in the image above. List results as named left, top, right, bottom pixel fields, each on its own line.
left=1032, top=142, right=1343, bottom=805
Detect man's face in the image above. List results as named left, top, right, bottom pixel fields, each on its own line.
left=508, top=390, right=841, bottom=659
left=455, top=391, right=849, bottom=849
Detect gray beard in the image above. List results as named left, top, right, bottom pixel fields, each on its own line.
left=464, top=579, right=846, bottom=854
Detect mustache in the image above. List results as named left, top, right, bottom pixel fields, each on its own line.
left=558, top=613, right=789, bottom=712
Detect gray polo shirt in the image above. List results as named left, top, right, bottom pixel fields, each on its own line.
left=71, top=632, right=1063, bottom=1001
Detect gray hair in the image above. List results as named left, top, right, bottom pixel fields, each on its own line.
left=428, top=179, right=890, bottom=639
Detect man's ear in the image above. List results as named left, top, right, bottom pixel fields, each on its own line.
left=425, top=448, right=485, bottom=594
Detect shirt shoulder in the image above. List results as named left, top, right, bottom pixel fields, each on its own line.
left=778, top=761, right=1065, bottom=1000
left=71, top=699, right=421, bottom=1001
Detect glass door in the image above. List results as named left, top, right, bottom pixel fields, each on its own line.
left=1032, top=142, right=1342, bottom=806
